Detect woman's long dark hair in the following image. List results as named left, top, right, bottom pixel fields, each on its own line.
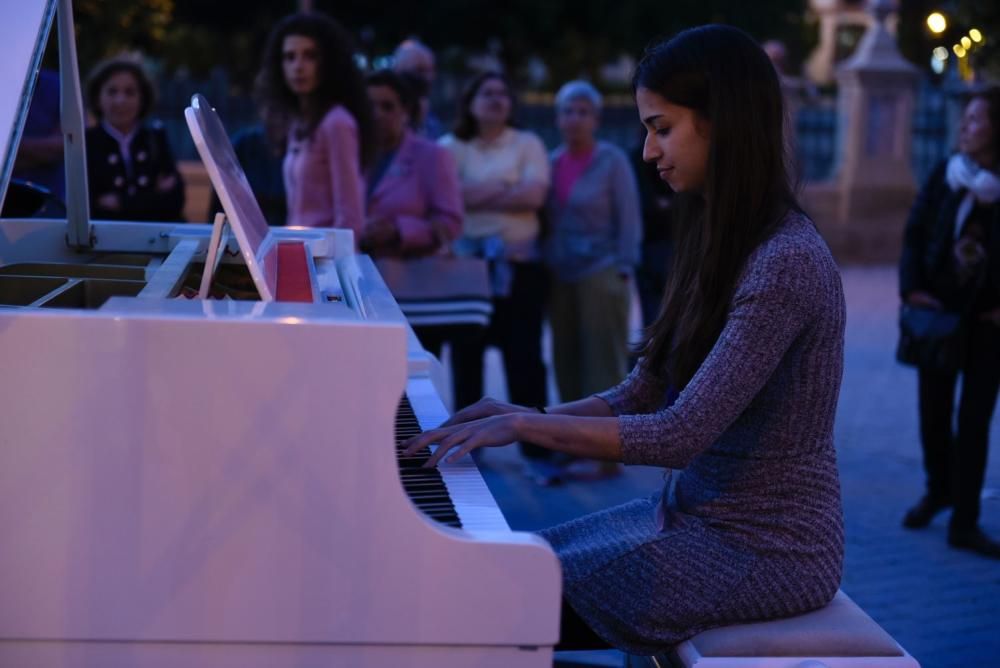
left=634, top=25, right=798, bottom=389
left=254, top=12, right=374, bottom=167
left=453, top=71, right=519, bottom=141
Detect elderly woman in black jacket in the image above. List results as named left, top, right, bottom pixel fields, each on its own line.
left=85, top=59, right=185, bottom=221
left=899, top=87, right=1000, bottom=558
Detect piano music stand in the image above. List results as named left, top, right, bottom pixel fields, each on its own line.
left=185, top=94, right=320, bottom=303
left=198, top=211, right=231, bottom=299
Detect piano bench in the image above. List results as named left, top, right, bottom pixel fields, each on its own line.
left=628, top=589, right=920, bottom=668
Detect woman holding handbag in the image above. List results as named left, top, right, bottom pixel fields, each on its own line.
left=899, top=87, right=1000, bottom=558
left=438, top=72, right=554, bottom=478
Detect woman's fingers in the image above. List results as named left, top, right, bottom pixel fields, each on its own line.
left=401, top=424, right=473, bottom=464
left=401, top=426, right=451, bottom=456
left=424, top=426, right=474, bottom=467
left=439, top=406, right=483, bottom=429
left=440, top=399, right=504, bottom=428
left=402, top=413, right=519, bottom=466
left=445, top=440, right=480, bottom=464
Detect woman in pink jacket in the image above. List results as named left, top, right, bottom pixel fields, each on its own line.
left=364, top=70, right=486, bottom=406
left=361, top=69, right=462, bottom=259
left=255, top=12, right=372, bottom=233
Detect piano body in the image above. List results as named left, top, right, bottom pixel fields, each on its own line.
left=0, top=1, right=561, bottom=666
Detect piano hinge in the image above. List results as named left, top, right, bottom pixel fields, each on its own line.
left=65, top=231, right=97, bottom=250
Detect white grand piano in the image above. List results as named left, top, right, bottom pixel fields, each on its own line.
left=0, top=1, right=561, bottom=666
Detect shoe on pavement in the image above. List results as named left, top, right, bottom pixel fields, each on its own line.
left=902, top=495, right=951, bottom=529
left=948, top=527, right=1000, bottom=559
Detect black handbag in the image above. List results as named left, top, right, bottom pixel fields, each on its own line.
left=896, top=304, right=965, bottom=372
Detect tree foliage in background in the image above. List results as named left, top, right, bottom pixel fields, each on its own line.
left=67, top=0, right=1000, bottom=93
left=73, top=0, right=175, bottom=73
left=116, top=0, right=815, bottom=92
left=322, top=0, right=815, bottom=89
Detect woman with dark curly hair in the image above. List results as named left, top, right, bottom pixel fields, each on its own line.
left=255, top=12, right=373, bottom=233
left=85, top=59, right=184, bottom=222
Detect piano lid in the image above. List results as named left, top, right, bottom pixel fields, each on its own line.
left=0, top=0, right=56, bottom=212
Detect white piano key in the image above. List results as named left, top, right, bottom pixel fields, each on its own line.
left=405, top=377, right=510, bottom=532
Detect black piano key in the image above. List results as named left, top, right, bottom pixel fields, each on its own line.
left=396, top=395, right=462, bottom=529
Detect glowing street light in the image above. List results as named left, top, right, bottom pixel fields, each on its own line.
left=961, top=36, right=972, bottom=49
left=927, top=12, right=947, bottom=34
left=933, top=46, right=949, bottom=61
left=970, top=29, right=983, bottom=43
left=953, top=44, right=967, bottom=58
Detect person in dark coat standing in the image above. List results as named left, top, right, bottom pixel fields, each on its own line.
left=85, top=59, right=184, bottom=222
left=404, top=26, right=845, bottom=653
left=899, top=88, right=1000, bottom=559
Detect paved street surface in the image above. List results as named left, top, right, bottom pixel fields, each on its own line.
left=464, top=265, right=1000, bottom=667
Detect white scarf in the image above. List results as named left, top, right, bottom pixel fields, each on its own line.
left=946, top=153, right=1000, bottom=239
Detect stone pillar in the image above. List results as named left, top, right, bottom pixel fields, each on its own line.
left=806, top=0, right=920, bottom=262
left=805, top=0, right=874, bottom=85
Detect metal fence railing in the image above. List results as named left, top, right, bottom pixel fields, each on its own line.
left=796, top=97, right=839, bottom=182
left=911, top=80, right=952, bottom=185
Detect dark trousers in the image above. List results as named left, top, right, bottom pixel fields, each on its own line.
left=413, top=323, right=487, bottom=412
left=917, top=320, right=1000, bottom=530
left=450, top=261, right=550, bottom=459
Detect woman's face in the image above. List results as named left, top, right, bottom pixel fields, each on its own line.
left=282, top=34, right=320, bottom=97
left=470, top=77, right=511, bottom=129
left=959, top=97, right=996, bottom=167
left=368, top=84, right=408, bottom=149
left=636, top=86, right=711, bottom=193
left=557, top=98, right=599, bottom=147
left=98, top=71, right=142, bottom=133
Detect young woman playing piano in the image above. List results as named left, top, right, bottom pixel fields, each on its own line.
left=403, top=25, right=846, bottom=653
left=255, top=12, right=373, bottom=234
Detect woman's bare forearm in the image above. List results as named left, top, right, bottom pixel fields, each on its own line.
left=513, top=413, right=622, bottom=461
left=546, top=395, right=615, bottom=418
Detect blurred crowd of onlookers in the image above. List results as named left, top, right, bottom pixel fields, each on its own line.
left=11, top=10, right=674, bottom=485
left=14, top=10, right=1000, bottom=517
left=14, top=13, right=1000, bottom=557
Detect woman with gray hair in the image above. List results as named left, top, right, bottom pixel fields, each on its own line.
left=544, top=80, right=641, bottom=479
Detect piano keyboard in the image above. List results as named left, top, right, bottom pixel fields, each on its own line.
left=399, top=378, right=511, bottom=532
left=396, top=396, right=462, bottom=528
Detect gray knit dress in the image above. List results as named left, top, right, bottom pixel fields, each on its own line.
left=539, top=212, right=846, bottom=654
